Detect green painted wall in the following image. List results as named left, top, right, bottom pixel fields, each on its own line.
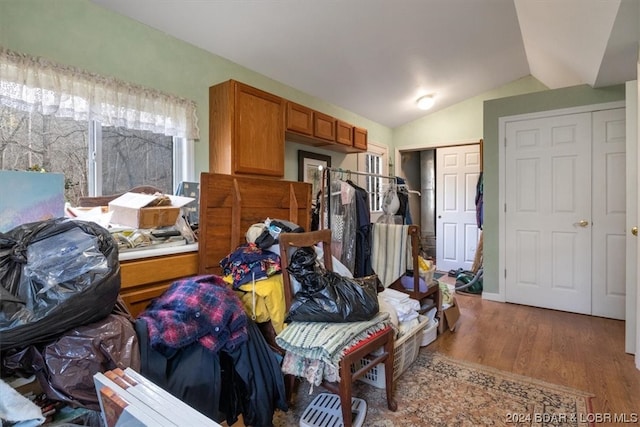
left=483, top=84, right=626, bottom=294
left=394, top=76, right=548, bottom=148
left=0, top=0, right=391, bottom=181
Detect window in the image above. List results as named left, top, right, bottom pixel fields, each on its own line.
left=366, top=153, right=383, bottom=213
left=0, top=108, right=191, bottom=205
left=357, top=141, right=389, bottom=214
left=0, top=47, right=198, bottom=205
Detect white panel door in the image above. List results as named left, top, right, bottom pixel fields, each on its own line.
left=592, top=108, right=627, bottom=319
left=436, top=145, right=480, bottom=272
left=505, top=113, right=592, bottom=314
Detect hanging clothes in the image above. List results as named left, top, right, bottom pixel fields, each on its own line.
left=395, top=176, right=413, bottom=225
left=324, top=175, right=357, bottom=272
left=347, top=179, right=373, bottom=277
left=475, top=172, right=483, bottom=229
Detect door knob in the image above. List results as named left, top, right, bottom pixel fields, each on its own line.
left=576, top=220, right=589, bottom=227
left=633, top=226, right=638, bottom=236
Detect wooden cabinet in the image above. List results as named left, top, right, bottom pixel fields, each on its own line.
left=286, top=101, right=313, bottom=136
left=119, top=252, right=198, bottom=317
left=353, top=126, right=368, bottom=151
left=209, top=79, right=285, bottom=177
left=313, top=112, right=336, bottom=142
left=285, top=102, right=365, bottom=153
left=335, top=120, right=354, bottom=147
left=212, top=79, right=368, bottom=161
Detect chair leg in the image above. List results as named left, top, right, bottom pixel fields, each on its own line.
left=284, top=374, right=297, bottom=406
left=383, top=332, right=398, bottom=411
left=338, top=359, right=353, bottom=427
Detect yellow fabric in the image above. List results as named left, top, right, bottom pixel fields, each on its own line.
left=232, top=274, right=287, bottom=334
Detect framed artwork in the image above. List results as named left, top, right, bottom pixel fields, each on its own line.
left=298, top=150, right=331, bottom=198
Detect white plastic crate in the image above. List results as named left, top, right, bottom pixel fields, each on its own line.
left=352, top=316, right=428, bottom=389
left=300, top=393, right=367, bottom=427
left=420, top=318, right=438, bottom=347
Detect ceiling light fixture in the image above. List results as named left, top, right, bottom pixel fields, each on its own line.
left=416, top=95, right=435, bottom=110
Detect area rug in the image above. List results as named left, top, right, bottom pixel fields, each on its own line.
left=434, top=272, right=445, bottom=280
left=273, top=350, right=594, bottom=427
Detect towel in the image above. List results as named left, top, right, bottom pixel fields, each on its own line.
left=371, top=223, right=411, bottom=287
left=275, top=312, right=390, bottom=384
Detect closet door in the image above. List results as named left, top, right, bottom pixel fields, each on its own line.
left=505, top=112, right=593, bottom=314
left=504, top=108, right=627, bottom=318
left=435, top=144, right=481, bottom=273
left=591, top=108, right=626, bottom=320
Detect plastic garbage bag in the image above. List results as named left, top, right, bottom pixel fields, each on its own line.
left=2, top=312, right=139, bottom=410
left=0, top=218, right=121, bottom=350
left=285, top=247, right=379, bottom=322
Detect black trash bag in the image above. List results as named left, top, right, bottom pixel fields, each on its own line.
left=0, top=218, right=121, bottom=351
left=285, top=247, right=379, bottom=323
left=2, top=313, right=139, bottom=411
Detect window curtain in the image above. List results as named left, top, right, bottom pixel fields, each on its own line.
left=0, top=46, right=199, bottom=140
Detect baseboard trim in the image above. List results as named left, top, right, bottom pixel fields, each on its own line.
left=482, top=292, right=504, bottom=302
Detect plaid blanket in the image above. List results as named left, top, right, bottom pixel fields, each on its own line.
left=276, top=312, right=390, bottom=385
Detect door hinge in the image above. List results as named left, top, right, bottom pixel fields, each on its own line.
left=504, top=269, right=507, bottom=279
left=504, top=203, right=507, bottom=213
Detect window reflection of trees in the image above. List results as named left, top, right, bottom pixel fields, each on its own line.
left=0, top=107, right=173, bottom=205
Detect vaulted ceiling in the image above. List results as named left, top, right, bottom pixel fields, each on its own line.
left=90, top=0, right=639, bottom=128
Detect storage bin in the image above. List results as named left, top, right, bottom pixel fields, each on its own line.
left=352, top=316, right=428, bottom=389
left=299, top=393, right=367, bottom=427
left=420, top=318, right=439, bottom=347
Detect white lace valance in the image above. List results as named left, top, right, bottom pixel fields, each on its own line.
left=0, top=46, right=199, bottom=140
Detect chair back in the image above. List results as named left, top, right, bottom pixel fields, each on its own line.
left=278, top=229, right=333, bottom=310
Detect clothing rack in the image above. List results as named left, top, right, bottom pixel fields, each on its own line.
left=320, top=167, right=418, bottom=228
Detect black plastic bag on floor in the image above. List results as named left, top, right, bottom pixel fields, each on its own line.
left=0, top=218, right=121, bottom=351
left=285, top=247, right=379, bottom=323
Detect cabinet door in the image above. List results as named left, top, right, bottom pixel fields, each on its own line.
left=234, top=82, right=285, bottom=177
left=286, top=102, right=313, bottom=135
left=353, top=126, right=368, bottom=150
left=335, top=120, right=354, bottom=147
left=314, top=112, right=336, bottom=142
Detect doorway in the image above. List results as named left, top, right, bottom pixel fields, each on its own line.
left=398, top=143, right=481, bottom=272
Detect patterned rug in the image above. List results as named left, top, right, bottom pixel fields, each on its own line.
left=273, top=350, right=594, bottom=427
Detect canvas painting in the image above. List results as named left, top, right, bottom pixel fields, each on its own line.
left=0, top=170, right=65, bottom=233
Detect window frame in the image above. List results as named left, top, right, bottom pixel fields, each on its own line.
left=357, top=141, right=389, bottom=221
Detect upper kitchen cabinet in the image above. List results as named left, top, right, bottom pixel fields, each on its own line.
left=286, top=101, right=313, bottom=136
left=285, top=103, right=365, bottom=153
left=335, top=120, right=354, bottom=147
left=209, top=80, right=285, bottom=177
left=313, top=112, right=336, bottom=142
left=353, top=126, right=368, bottom=151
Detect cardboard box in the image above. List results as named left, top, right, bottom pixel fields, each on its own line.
left=108, top=193, right=193, bottom=229
left=442, top=296, right=461, bottom=331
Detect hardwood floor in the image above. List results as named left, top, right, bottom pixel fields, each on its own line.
left=429, top=288, right=640, bottom=422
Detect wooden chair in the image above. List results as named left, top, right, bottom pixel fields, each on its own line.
left=279, top=229, right=397, bottom=427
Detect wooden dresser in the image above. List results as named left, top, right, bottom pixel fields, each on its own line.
left=119, top=250, right=199, bottom=317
